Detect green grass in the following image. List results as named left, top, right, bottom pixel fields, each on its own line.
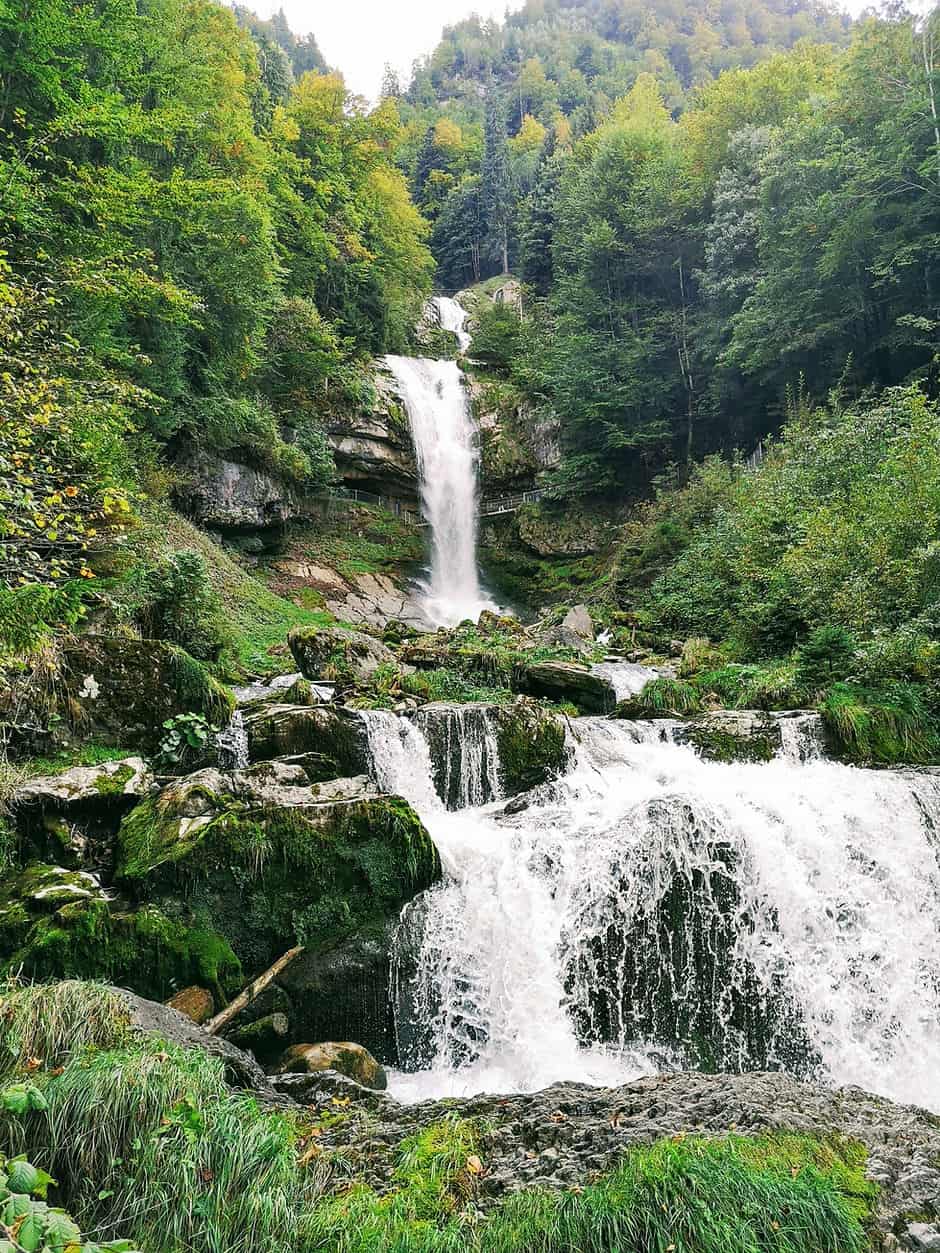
left=125, top=504, right=335, bottom=676
left=21, top=744, right=135, bottom=776
left=619, top=676, right=703, bottom=718
left=821, top=681, right=940, bottom=764
left=0, top=981, right=877, bottom=1253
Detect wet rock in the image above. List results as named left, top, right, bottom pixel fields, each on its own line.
left=227, top=1012, right=290, bottom=1064
left=535, top=605, right=595, bottom=654
left=279, top=921, right=398, bottom=1063
left=242, top=703, right=369, bottom=776
left=674, top=710, right=828, bottom=763
left=276, top=1041, right=388, bottom=1090
left=907, top=1223, right=940, bottom=1250
left=326, top=371, right=418, bottom=498
left=116, top=771, right=440, bottom=987
left=289, top=624, right=397, bottom=684
left=166, top=985, right=215, bottom=1025
left=270, top=1069, right=392, bottom=1109
left=518, top=660, right=615, bottom=714
left=60, top=636, right=233, bottom=753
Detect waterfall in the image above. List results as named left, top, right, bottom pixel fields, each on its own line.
left=384, top=353, right=495, bottom=627
left=430, top=295, right=471, bottom=352
left=363, top=708, right=940, bottom=1109
left=215, top=709, right=248, bottom=769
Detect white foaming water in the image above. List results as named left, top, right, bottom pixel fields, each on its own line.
left=430, top=295, right=471, bottom=352
left=591, top=660, right=662, bottom=701
left=384, top=354, right=496, bottom=627
left=365, top=709, right=940, bottom=1108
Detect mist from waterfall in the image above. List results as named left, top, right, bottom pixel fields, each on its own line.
left=384, top=352, right=495, bottom=627
left=362, top=710, right=940, bottom=1110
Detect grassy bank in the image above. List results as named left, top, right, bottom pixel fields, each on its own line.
left=0, top=981, right=877, bottom=1253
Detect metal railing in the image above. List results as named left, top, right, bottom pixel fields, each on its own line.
left=479, top=488, right=545, bottom=517
left=310, top=485, right=545, bottom=526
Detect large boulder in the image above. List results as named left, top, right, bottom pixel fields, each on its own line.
left=175, top=447, right=299, bottom=533
left=115, top=767, right=441, bottom=980
left=242, top=703, right=369, bottom=776
left=518, top=660, right=615, bottom=714
left=60, top=636, right=233, bottom=753
left=288, top=624, right=397, bottom=684
left=674, top=710, right=828, bottom=764
left=277, top=922, right=398, bottom=1064
left=276, top=1040, right=387, bottom=1091
left=535, top=604, right=595, bottom=654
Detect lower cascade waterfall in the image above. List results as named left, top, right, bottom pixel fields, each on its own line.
left=363, top=710, right=940, bottom=1109
left=384, top=352, right=495, bottom=627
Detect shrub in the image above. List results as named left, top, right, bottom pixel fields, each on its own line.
left=795, top=625, right=856, bottom=695
left=129, top=550, right=230, bottom=662
left=468, top=302, right=522, bottom=373
left=618, top=677, right=702, bottom=718
left=820, top=681, right=939, bottom=764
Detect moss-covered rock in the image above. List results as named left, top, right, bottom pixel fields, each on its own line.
left=242, top=704, right=369, bottom=775
left=0, top=883, right=241, bottom=1004
left=116, top=771, right=440, bottom=978
left=674, top=711, right=827, bottom=763
left=288, top=624, right=396, bottom=683
left=62, top=635, right=233, bottom=752
left=489, top=698, right=570, bottom=796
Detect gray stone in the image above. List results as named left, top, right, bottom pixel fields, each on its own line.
left=113, top=986, right=270, bottom=1091
left=289, top=624, right=397, bottom=684
left=242, top=703, right=369, bottom=776
left=175, top=448, right=299, bottom=532
left=907, top=1224, right=940, bottom=1250
left=13, top=757, right=153, bottom=813
left=518, top=660, right=615, bottom=714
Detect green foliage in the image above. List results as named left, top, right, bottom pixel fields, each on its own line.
left=0, top=1145, right=136, bottom=1253
left=468, top=303, right=522, bottom=372
left=127, top=550, right=230, bottom=662
left=401, top=668, right=514, bottom=706
left=0, top=983, right=877, bottom=1253
left=795, top=625, right=857, bottom=695
left=156, top=712, right=217, bottom=771
left=619, top=677, right=702, bottom=718
left=821, top=682, right=940, bottom=765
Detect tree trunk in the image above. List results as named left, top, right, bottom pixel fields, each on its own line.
left=205, top=945, right=305, bottom=1036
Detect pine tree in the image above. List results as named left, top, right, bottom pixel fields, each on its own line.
left=482, top=90, right=512, bottom=273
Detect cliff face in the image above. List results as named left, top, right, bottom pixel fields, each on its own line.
left=325, top=370, right=418, bottom=501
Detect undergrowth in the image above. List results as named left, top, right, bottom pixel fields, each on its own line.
left=0, top=981, right=877, bottom=1253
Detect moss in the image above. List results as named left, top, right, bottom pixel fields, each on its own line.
left=7, top=898, right=241, bottom=1003
left=117, top=791, right=440, bottom=977
left=492, top=704, right=568, bottom=795
left=686, top=727, right=776, bottom=763
left=165, top=644, right=234, bottom=726
left=24, top=744, right=132, bottom=776
left=92, top=763, right=135, bottom=795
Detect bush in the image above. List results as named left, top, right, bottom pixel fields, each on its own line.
left=795, top=625, right=856, bottom=695
left=468, top=302, right=522, bottom=373
left=820, top=681, right=939, bottom=764
left=129, top=550, right=230, bottom=662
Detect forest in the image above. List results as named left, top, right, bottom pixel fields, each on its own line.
left=4, top=1, right=940, bottom=1251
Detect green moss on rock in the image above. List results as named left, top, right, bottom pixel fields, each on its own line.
left=117, top=784, right=440, bottom=977
left=490, top=700, right=569, bottom=795
left=685, top=727, right=776, bottom=764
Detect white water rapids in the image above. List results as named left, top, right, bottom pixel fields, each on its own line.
left=363, top=709, right=940, bottom=1110
left=384, top=352, right=496, bottom=627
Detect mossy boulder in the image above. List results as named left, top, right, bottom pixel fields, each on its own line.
left=519, top=660, right=615, bottom=714
left=489, top=698, right=570, bottom=796
left=0, top=877, right=241, bottom=1005
left=166, top=985, right=215, bottom=1025
left=674, top=711, right=827, bottom=763
left=62, top=635, right=233, bottom=752
left=288, top=624, right=396, bottom=683
left=242, top=704, right=369, bottom=776
left=275, top=1040, right=387, bottom=1090
left=115, top=768, right=441, bottom=978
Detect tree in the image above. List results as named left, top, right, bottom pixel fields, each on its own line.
left=482, top=90, right=512, bottom=274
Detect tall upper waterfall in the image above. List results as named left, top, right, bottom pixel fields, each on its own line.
left=362, top=710, right=940, bottom=1111
left=385, top=349, right=495, bottom=627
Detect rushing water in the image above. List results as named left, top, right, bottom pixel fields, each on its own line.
left=363, top=710, right=940, bottom=1109
left=430, top=295, right=471, bottom=352
left=384, top=353, right=495, bottom=627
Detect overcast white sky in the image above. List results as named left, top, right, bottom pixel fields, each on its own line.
left=250, top=0, right=885, bottom=102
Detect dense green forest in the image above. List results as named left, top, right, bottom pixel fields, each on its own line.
left=0, top=0, right=432, bottom=642
left=398, top=6, right=940, bottom=497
